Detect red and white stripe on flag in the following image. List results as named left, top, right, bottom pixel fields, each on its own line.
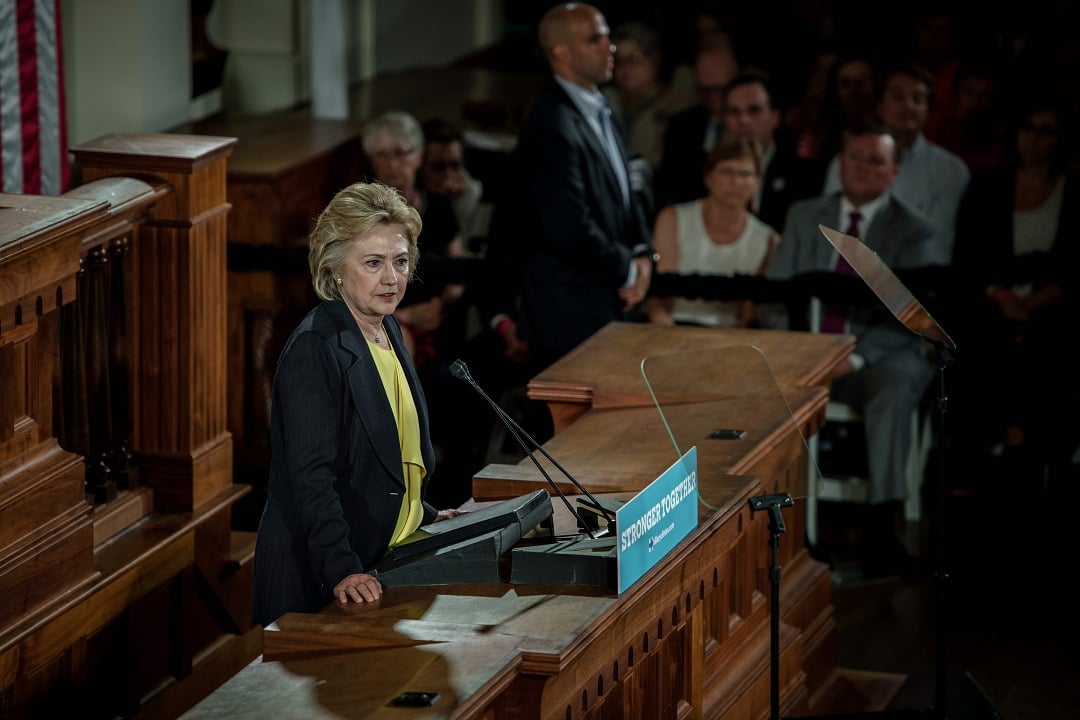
left=0, top=0, right=69, bottom=196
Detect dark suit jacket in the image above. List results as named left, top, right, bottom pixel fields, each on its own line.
left=756, top=139, right=826, bottom=234
left=655, top=104, right=712, bottom=208
left=954, top=167, right=1080, bottom=292
left=252, top=300, right=437, bottom=626
left=509, top=77, right=651, bottom=367
left=766, top=192, right=938, bottom=365
left=765, top=192, right=939, bottom=504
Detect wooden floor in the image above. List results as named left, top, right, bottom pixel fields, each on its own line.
left=810, top=456, right=1080, bottom=720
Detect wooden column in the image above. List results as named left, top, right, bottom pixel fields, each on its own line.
left=71, top=133, right=238, bottom=513
left=182, top=113, right=361, bottom=498
left=0, top=192, right=107, bottom=623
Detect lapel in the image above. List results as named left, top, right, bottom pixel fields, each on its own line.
left=814, top=195, right=844, bottom=267
left=862, top=197, right=900, bottom=260
left=606, top=106, right=632, bottom=164
left=554, top=81, right=624, bottom=203
left=325, top=300, right=405, bottom=487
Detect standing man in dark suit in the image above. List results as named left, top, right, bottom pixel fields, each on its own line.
left=763, top=122, right=938, bottom=578
left=495, top=2, right=655, bottom=372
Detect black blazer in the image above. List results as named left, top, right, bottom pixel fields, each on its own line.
left=509, top=77, right=651, bottom=366
left=252, top=300, right=437, bottom=626
left=655, top=104, right=712, bottom=208
left=757, top=138, right=826, bottom=234
left=954, top=167, right=1080, bottom=290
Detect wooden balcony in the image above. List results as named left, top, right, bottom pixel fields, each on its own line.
left=0, top=133, right=260, bottom=719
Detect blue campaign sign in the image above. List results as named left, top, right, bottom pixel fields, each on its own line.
left=615, top=447, right=699, bottom=594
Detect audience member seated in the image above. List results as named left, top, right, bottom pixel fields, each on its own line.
left=419, top=117, right=492, bottom=247
left=603, top=19, right=697, bottom=217
left=761, top=122, right=938, bottom=579
left=790, top=48, right=878, bottom=164
left=948, top=93, right=1080, bottom=489
left=924, top=57, right=1008, bottom=173
left=783, top=40, right=839, bottom=160
left=721, top=68, right=825, bottom=234
left=658, top=3, right=739, bottom=91
left=822, top=60, right=970, bottom=261
left=654, top=28, right=739, bottom=208
left=908, top=6, right=962, bottom=135
left=646, top=136, right=778, bottom=329
left=360, top=110, right=468, bottom=369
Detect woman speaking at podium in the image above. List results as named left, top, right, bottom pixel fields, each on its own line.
left=252, top=182, right=461, bottom=627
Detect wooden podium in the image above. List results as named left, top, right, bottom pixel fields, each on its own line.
left=526, top=322, right=851, bottom=432
left=184, top=322, right=854, bottom=720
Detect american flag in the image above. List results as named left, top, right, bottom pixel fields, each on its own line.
left=0, top=0, right=68, bottom=195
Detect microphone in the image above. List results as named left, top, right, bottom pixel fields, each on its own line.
left=449, top=359, right=617, bottom=537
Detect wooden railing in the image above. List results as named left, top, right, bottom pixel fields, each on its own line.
left=0, top=133, right=261, bottom=719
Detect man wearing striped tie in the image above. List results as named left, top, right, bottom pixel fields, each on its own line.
left=761, top=121, right=939, bottom=579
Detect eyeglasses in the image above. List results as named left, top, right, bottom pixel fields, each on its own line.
left=426, top=160, right=464, bottom=173
left=371, top=147, right=417, bottom=161
left=714, top=167, right=757, bottom=180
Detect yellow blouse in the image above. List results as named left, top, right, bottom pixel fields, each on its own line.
left=369, top=333, right=427, bottom=547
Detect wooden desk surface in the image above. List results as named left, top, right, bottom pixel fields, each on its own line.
left=181, top=632, right=524, bottom=720
left=526, top=321, right=852, bottom=432
left=474, top=383, right=824, bottom=501
left=529, top=321, right=852, bottom=402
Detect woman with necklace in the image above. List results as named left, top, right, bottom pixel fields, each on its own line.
left=252, top=182, right=462, bottom=626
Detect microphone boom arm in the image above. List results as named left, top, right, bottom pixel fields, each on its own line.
left=449, top=360, right=618, bottom=536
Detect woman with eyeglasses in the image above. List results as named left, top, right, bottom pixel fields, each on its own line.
left=948, top=92, right=1080, bottom=485
left=645, top=136, right=779, bottom=328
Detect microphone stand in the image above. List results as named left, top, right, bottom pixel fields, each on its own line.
left=928, top=343, right=956, bottom=719
left=748, top=492, right=796, bottom=720
left=781, top=225, right=973, bottom=720
left=449, top=359, right=618, bottom=538
left=793, top=344, right=953, bottom=720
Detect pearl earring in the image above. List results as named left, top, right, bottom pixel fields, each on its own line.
left=335, top=277, right=343, bottom=285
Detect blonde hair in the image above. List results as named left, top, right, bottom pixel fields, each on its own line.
left=308, top=182, right=422, bottom=302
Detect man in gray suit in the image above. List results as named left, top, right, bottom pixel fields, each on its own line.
left=764, top=122, right=937, bottom=577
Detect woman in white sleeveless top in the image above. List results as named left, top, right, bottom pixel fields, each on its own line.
left=646, top=136, right=779, bottom=328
